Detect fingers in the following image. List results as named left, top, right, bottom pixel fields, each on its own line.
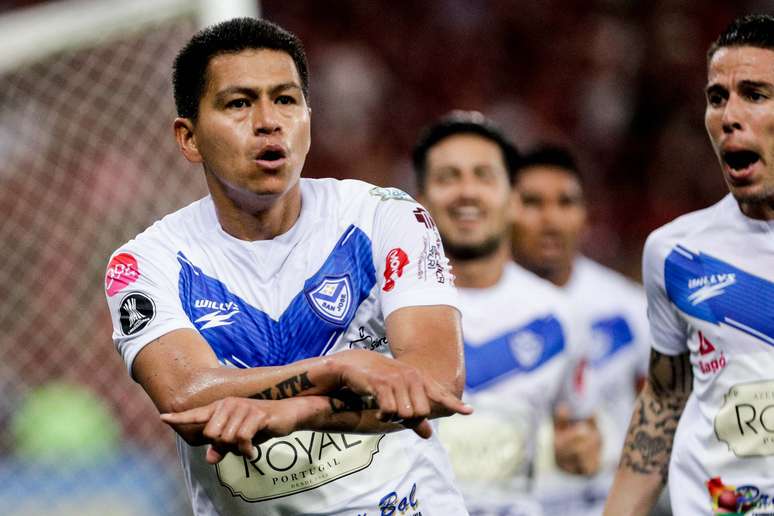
left=555, top=419, right=602, bottom=475
left=160, top=404, right=216, bottom=425
left=164, top=398, right=279, bottom=463
left=374, top=383, right=398, bottom=422
left=436, top=389, right=474, bottom=416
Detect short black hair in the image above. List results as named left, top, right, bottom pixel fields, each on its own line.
left=412, top=111, right=520, bottom=191
left=173, top=17, right=309, bottom=120
left=708, top=14, right=774, bottom=60
left=516, top=144, right=583, bottom=186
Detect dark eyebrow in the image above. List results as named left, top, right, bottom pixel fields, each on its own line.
left=705, top=83, right=726, bottom=96
left=739, top=80, right=773, bottom=90
left=214, top=82, right=302, bottom=103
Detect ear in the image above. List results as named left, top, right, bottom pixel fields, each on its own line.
left=174, top=117, right=203, bottom=163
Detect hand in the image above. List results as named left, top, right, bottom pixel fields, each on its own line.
left=332, top=349, right=472, bottom=424
left=553, top=404, right=602, bottom=476
left=160, top=397, right=302, bottom=464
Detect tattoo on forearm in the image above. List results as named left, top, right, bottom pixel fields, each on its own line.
left=328, top=391, right=379, bottom=414
left=252, top=371, right=315, bottom=400
left=619, top=351, right=692, bottom=482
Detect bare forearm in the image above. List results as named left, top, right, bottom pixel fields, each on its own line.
left=604, top=352, right=691, bottom=516
left=168, top=392, right=422, bottom=447
left=132, top=330, right=346, bottom=414
left=180, top=360, right=338, bottom=407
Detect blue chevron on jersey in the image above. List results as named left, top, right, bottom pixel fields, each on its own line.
left=464, top=315, right=565, bottom=392
left=177, top=225, right=376, bottom=367
left=589, top=316, right=634, bottom=367
left=664, top=247, right=774, bottom=346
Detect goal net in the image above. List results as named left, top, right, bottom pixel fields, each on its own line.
left=0, top=1, right=256, bottom=514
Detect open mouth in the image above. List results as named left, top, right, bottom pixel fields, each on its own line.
left=723, top=150, right=760, bottom=171
left=257, top=148, right=286, bottom=161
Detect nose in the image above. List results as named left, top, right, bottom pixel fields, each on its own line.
left=252, top=98, right=281, bottom=135
left=721, top=95, right=744, bottom=134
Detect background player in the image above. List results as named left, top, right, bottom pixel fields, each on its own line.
left=105, top=17, right=471, bottom=516
left=413, top=111, right=601, bottom=516
left=605, top=13, right=774, bottom=516
left=510, top=145, right=651, bottom=515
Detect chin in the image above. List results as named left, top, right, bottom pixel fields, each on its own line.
left=728, top=182, right=774, bottom=205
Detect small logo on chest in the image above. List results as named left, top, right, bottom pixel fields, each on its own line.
left=306, top=275, right=354, bottom=326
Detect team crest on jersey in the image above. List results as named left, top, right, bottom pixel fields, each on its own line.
left=509, top=330, right=543, bottom=368
left=369, top=186, right=414, bottom=202
left=306, top=275, right=354, bottom=326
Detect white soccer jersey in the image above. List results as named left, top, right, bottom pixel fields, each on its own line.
left=643, top=194, right=774, bottom=516
left=104, top=178, right=468, bottom=516
left=533, top=256, right=650, bottom=516
left=438, top=262, right=590, bottom=516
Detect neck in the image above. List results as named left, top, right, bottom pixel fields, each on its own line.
left=451, top=243, right=511, bottom=289
left=542, top=263, right=573, bottom=287
left=737, top=197, right=774, bottom=221
left=513, top=253, right=573, bottom=287
left=206, top=173, right=302, bottom=241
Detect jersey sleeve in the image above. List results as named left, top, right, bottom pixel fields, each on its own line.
left=104, top=244, right=195, bottom=376
left=642, top=230, right=689, bottom=356
left=554, top=299, right=596, bottom=419
left=629, top=287, right=652, bottom=378
left=370, top=197, right=458, bottom=319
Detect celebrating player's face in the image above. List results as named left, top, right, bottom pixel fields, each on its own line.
left=420, top=134, right=513, bottom=260
left=511, top=166, right=586, bottom=276
left=705, top=46, right=774, bottom=218
left=180, top=49, right=311, bottom=210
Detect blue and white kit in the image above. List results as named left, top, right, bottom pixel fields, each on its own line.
left=643, top=194, right=774, bottom=516
left=534, top=256, right=650, bottom=516
left=104, top=178, right=467, bottom=516
left=438, top=261, right=592, bottom=516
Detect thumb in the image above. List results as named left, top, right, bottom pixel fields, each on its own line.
left=206, top=444, right=227, bottom=464
left=553, top=403, right=573, bottom=430
left=406, top=418, right=433, bottom=439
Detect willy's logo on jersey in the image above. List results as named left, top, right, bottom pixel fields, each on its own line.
left=687, top=273, right=736, bottom=305
left=106, top=253, right=140, bottom=297
left=306, top=275, right=353, bottom=325
left=383, top=248, right=409, bottom=292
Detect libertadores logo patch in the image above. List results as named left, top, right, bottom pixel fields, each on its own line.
left=119, top=292, right=155, bottom=335
left=106, top=252, right=140, bottom=297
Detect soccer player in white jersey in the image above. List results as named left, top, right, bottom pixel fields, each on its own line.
left=412, top=111, right=601, bottom=516
left=604, top=14, right=774, bottom=516
left=510, top=145, right=651, bottom=515
left=103, top=18, right=473, bottom=516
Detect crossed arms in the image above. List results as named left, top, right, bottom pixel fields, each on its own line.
left=132, top=305, right=472, bottom=463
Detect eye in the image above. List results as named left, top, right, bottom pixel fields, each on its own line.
left=747, top=90, right=768, bottom=102
left=520, top=195, right=541, bottom=207
left=227, top=98, right=250, bottom=109
left=276, top=95, right=297, bottom=105
left=706, top=91, right=725, bottom=107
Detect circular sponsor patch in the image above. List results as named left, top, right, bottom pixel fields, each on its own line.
left=119, top=292, right=155, bottom=336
